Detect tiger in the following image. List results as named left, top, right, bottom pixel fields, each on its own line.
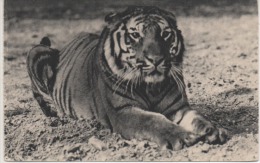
left=27, top=6, right=229, bottom=150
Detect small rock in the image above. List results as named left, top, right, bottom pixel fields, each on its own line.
left=65, top=144, right=82, bottom=153
left=123, top=141, right=131, bottom=147
left=5, top=119, right=10, bottom=124
left=99, top=129, right=111, bottom=137
left=216, top=46, right=221, bottom=50
left=248, top=96, right=254, bottom=101
left=238, top=53, right=247, bottom=58
left=188, top=146, right=200, bottom=155
left=136, top=141, right=146, bottom=149
left=49, top=119, right=60, bottom=127
left=210, top=153, right=223, bottom=161
left=32, top=34, right=38, bottom=38
left=4, top=71, right=10, bottom=75
left=4, top=56, right=16, bottom=61
left=166, top=150, right=173, bottom=158
left=183, top=151, right=188, bottom=157
left=201, top=144, right=210, bottom=153
left=198, top=141, right=204, bottom=145
left=149, top=141, right=158, bottom=149
left=144, top=142, right=150, bottom=148
left=175, top=155, right=190, bottom=161
left=131, top=152, right=137, bottom=157
left=136, top=141, right=150, bottom=149
left=88, top=136, right=107, bottom=150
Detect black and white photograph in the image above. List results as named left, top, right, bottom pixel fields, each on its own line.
left=3, top=0, right=258, bottom=161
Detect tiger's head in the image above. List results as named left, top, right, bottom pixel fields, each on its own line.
left=103, top=6, right=184, bottom=85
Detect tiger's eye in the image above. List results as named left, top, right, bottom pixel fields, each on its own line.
left=162, top=31, right=171, bottom=39
left=131, top=32, right=141, bottom=39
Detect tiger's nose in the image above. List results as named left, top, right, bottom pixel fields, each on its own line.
left=144, top=55, right=164, bottom=66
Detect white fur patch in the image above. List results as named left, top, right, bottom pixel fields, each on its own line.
left=113, top=24, right=124, bottom=57
left=178, top=110, right=198, bottom=132
left=144, top=75, right=164, bottom=83
left=104, top=37, right=140, bottom=81
left=104, top=37, right=121, bottom=76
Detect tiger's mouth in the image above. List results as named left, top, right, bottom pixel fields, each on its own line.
left=144, top=73, right=165, bottom=83
left=139, top=63, right=170, bottom=83
left=142, top=68, right=164, bottom=83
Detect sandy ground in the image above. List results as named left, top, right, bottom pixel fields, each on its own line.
left=4, top=14, right=258, bottom=161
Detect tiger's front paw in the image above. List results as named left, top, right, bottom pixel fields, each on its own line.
left=179, top=110, right=230, bottom=144
left=204, top=127, right=229, bottom=144
left=157, top=127, right=200, bottom=150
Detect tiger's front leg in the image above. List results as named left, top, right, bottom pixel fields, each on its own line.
left=170, top=107, right=229, bottom=144
left=109, top=107, right=200, bottom=150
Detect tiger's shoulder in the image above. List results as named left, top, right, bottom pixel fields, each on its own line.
left=57, top=32, right=100, bottom=67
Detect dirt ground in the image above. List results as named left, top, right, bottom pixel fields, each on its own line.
left=4, top=1, right=258, bottom=161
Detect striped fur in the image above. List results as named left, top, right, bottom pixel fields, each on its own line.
left=27, top=6, right=229, bottom=150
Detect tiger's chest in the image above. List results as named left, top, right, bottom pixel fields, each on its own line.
left=135, top=83, right=183, bottom=111
left=100, top=76, right=184, bottom=113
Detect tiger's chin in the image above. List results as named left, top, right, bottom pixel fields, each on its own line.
left=144, top=74, right=165, bottom=83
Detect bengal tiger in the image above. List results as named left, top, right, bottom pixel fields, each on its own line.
left=27, top=6, right=229, bottom=150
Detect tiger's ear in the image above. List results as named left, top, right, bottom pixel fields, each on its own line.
left=161, top=10, right=177, bottom=27
left=105, top=12, right=118, bottom=24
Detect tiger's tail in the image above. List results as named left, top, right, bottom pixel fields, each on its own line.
left=27, top=37, right=59, bottom=117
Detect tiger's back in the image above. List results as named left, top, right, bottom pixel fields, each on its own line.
left=52, top=33, right=101, bottom=119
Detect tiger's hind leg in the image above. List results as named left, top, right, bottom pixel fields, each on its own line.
left=27, top=37, right=59, bottom=117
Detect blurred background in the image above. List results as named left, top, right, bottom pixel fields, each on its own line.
left=5, top=0, right=258, bottom=20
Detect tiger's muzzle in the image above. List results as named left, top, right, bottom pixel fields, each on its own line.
left=137, top=55, right=170, bottom=83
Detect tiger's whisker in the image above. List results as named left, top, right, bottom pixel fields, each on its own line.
left=176, top=75, right=185, bottom=91
left=170, top=70, right=184, bottom=99
left=172, top=70, right=185, bottom=101
left=130, top=70, right=139, bottom=97
left=122, top=68, right=138, bottom=92
left=134, top=74, right=140, bottom=89
left=172, top=66, right=183, bottom=75
left=113, top=71, right=129, bottom=94
left=105, top=69, right=124, bottom=80
left=113, top=78, right=125, bottom=94
left=123, top=68, right=137, bottom=93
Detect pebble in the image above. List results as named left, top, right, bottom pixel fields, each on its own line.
left=198, top=141, right=204, bottom=145
left=201, top=144, right=210, bottom=153
left=118, top=140, right=130, bottom=147
left=136, top=141, right=147, bottom=149
left=5, top=119, right=10, bottom=123
left=174, top=155, right=189, bottom=161
left=183, top=151, right=188, bottom=157
left=66, top=144, right=81, bottom=153
left=88, top=136, right=107, bottom=150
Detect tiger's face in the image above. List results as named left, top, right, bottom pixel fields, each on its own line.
left=104, top=7, right=184, bottom=85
